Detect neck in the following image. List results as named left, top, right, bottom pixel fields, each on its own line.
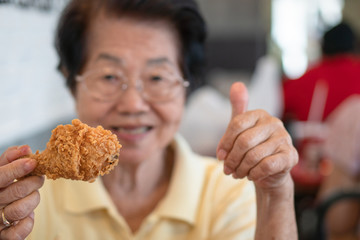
left=101, top=147, right=175, bottom=233
left=102, top=147, right=174, bottom=198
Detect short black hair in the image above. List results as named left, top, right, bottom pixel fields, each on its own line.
left=322, top=22, right=355, bottom=56
left=55, top=0, right=207, bottom=94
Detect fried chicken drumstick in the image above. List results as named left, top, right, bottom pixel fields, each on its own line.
left=29, top=119, right=122, bottom=182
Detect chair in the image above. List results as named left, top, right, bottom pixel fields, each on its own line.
left=314, top=190, right=360, bottom=240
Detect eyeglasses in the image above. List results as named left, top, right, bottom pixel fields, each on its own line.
left=76, top=66, right=189, bottom=103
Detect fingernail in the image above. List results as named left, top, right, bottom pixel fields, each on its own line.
left=29, top=212, right=35, bottom=220
left=17, top=145, right=29, bottom=154
left=17, top=145, right=26, bottom=150
left=217, top=149, right=227, bottom=161
left=224, top=166, right=233, bottom=175
left=24, top=158, right=37, bottom=171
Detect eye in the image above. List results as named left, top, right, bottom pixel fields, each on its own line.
left=99, top=72, right=122, bottom=85
left=150, top=75, right=164, bottom=82
left=103, top=74, right=117, bottom=81
left=143, top=68, right=178, bottom=86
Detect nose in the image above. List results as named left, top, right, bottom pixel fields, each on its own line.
left=115, top=81, right=149, bottom=113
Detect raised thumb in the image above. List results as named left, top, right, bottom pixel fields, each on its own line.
left=230, top=82, right=249, bottom=117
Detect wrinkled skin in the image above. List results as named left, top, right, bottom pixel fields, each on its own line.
left=217, top=82, right=298, bottom=190
left=217, top=82, right=299, bottom=239
left=0, top=146, right=44, bottom=240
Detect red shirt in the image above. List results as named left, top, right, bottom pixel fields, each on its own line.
left=282, top=54, right=360, bottom=122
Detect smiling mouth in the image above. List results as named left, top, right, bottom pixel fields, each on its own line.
left=111, top=126, right=152, bottom=134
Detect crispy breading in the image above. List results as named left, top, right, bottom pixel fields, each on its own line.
left=29, top=119, right=121, bottom=182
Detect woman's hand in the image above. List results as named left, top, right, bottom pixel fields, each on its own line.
left=217, top=82, right=299, bottom=239
left=0, top=146, right=44, bottom=240
left=216, top=82, right=298, bottom=191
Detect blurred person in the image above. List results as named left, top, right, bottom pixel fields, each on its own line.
left=282, top=22, right=360, bottom=192
left=317, top=95, right=360, bottom=240
left=0, top=0, right=298, bottom=239
left=283, top=22, right=360, bottom=122
left=281, top=21, right=360, bottom=238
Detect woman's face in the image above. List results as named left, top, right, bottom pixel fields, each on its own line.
left=75, top=16, right=186, bottom=164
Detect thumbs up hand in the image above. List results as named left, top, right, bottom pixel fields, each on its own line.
left=216, top=82, right=298, bottom=190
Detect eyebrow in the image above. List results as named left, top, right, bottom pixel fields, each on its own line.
left=147, top=57, right=174, bottom=66
left=96, top=53, right=124, bottom=65
left=95, top=54, right=174, bottom=67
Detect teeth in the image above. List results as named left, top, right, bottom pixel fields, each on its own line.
left=117, top=127, right=149, bottom=134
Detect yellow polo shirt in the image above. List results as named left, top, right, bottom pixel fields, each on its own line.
left=28, top=135, right=256, bottom=240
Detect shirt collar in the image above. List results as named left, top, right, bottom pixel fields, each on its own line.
left=63, top=177, right=115, bottom=214
left=154, top=134, right=206, bottom=225
left=63, top=176, right=128, bottom=228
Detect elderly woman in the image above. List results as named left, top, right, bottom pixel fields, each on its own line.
left=0, top=0, right=298, bottom=239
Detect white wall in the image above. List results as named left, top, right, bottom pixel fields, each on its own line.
left=0, top=5, right=75, bottom=147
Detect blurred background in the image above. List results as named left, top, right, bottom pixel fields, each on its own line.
left=1, top=0, right=360, bottom=239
